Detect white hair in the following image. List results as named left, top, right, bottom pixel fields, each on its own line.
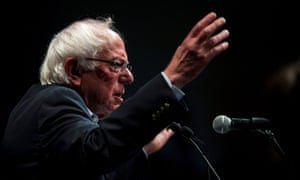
left=39, top=16, right=122, bottom=85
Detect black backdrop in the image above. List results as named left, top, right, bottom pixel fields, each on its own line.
left=1, top=0, right=299, bottom=179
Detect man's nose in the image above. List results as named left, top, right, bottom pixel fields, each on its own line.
left=119, top=68, right=134, bottom=84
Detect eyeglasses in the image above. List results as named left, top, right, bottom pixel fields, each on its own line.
left=85, top=57, right=132, bottom=73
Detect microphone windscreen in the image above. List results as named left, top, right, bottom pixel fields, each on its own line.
left=212, top=115, right=231, bottom=134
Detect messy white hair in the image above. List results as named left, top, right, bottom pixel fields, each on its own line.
left=39, top=16, right=122, bottom=85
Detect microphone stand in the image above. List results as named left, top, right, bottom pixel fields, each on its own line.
left=169, top=122, right=221, bottom=180
left=256, top=129, right=285, bottom=158
left=254, top=129, right=300, bottom=179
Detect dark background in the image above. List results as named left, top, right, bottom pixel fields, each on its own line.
left=1, top=0, right=300, bottom=179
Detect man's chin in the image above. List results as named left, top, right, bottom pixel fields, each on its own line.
left=112, top=103, right=121, bottom=110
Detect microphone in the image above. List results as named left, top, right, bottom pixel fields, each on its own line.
left=212, top=115, right=271, bottom=134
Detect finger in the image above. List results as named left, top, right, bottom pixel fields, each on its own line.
left=196, top=17, right=227, bottom=44
left=190, top=12, right=218, bottom=37
left=206, top=41, right=230, bottom=61
left=203, top=29, right=230, bottom=51
left=212, top=29, right=230, bottom=45
left=165, top=128, right=175, bottom=136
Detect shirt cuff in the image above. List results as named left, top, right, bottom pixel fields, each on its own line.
left=161, top=72, right=185, bottom=100
left=142, top=148, right=149, bottom=159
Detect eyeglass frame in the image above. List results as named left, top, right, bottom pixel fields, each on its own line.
left=85, top=57, right=132, bottom=73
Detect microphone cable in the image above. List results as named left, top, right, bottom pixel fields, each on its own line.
left=168, top=122, right=221, bottom=180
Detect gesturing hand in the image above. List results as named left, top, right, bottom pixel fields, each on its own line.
left=143, top=127, right=174, bottom=155
left=164, top=11, right=230, bottom=89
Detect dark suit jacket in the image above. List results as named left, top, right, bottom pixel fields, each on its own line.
left=0, top=74, right=188, bottom=180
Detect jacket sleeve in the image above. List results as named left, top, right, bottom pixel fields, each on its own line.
left=39, top=73, right=189, bottom=175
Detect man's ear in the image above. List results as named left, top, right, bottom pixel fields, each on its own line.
left=64, top=57, right=81, bottom=86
